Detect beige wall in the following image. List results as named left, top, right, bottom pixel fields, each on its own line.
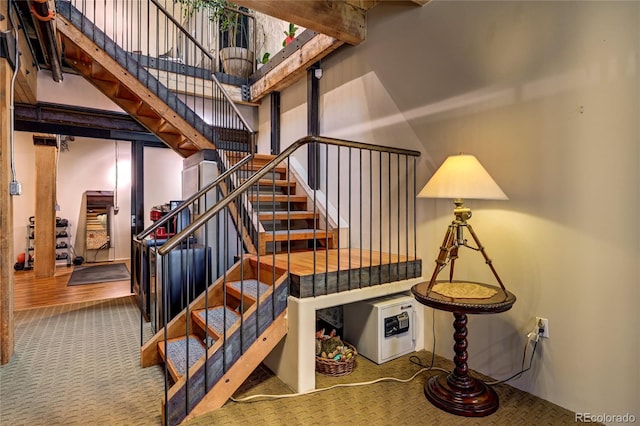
left=270, top=1, right=639, bottom=420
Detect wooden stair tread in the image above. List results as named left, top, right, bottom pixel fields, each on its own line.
left=227, top=279, right=271, bottom=300
left=192, top=306, right=240, bottom=338
left=158, top=335, right=206, bottom=381
left=250, top=194, right=307, bottom=203
left=261, top=229, right=332, bottom=242
left=226, top=153, right=276, bottom=163
left=257, top=211, right=319, bottom=221
left=243, top=164, right=287, bottom=174
left=247, top=179, right=296, bottom=188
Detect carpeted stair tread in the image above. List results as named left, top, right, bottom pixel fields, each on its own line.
left=163, top=335, right=206, bottom=378
left=228, top=280, right=270, bottom=299
left=195, top=306, right=240, bottom=336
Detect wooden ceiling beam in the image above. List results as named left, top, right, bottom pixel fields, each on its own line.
left=233, top=0, right=367, bottom=45
left=250, top=34, right=343, bottom=102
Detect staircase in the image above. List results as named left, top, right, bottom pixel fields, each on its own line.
left=226, top=152, right=336, bottom=255
left=141, top=258, right=288, bottom=425
left=52, top=2, right=421, bottom=425
left=55, top=1, right=254, bottom=158
left=53, top=2, right=289, bottom=423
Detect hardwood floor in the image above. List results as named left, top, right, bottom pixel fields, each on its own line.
left=12, top=250, right=418, bottom=310
left=13, top=261, right=133, bottom=311
left=252, top=248, right=418, bottom=276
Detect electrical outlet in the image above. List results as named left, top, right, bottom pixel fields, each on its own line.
left=9, top=180, right=21, bottom=196
left=536, top=317, right=550, bottom=338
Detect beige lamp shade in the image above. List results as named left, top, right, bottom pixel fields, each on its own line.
left=418, top=154, right=508, bottom=200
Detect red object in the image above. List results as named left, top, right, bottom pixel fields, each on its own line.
left=150, top=210, right=162, bottom=221
left=17, top=252, right=26, bottom=263
left=156, top=227, right=167, bottom=237
left=284, top=36, right=295, bottom=46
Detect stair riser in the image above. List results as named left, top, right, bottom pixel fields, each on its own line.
left=260, top=221, right=318, bottom=231
left=263, top=239, right=329, bottom=254
left=236, top=171, right=284, bottom=180
left=252, top=202, right=307, bottom=211
left=251, top=187, right=287, bottom=195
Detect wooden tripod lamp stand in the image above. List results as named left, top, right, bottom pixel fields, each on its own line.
left=411, top=154, right=516, bottom=417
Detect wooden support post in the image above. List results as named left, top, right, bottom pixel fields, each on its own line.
left=0, top=58, right=15, bottom=364
left=34, top=137, right=58, bottom=278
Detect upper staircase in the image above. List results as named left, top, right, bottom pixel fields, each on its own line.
left=226, top=152, right=336, bottom=255
left=55, top=0, right=254, bottom=158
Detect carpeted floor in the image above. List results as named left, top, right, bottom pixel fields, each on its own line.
left=0, top=296, right=587, bottom=426
left=184, top=354, right=580, bottom=426
left=0, top=296, right=164, bottom=425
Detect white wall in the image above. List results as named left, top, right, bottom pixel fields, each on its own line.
left=37, top=71, right=123, bottom=112
left=12, top=135, right=132, bottom=261
left=271, top=1, right=639, bottom=420
left=143, top=147, right=184, bottom=229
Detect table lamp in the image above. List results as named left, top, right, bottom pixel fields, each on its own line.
left=411, top=153, right=517, bottom=417
left=417, top=153, right=510, bottom=298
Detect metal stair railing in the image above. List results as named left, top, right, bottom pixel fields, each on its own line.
left=132, top=152, right=255, bottom=336
left=148, top=135, right=421, bottom=424
left=56, top=0, right=255, bottom=152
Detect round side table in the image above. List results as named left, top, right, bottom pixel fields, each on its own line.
left=411, top=280, right=516, bottom=417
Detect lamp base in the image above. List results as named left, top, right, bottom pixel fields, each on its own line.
left=424, top=372, right=498, bottom=417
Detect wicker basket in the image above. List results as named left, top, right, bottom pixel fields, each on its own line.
left=315, top=342, right=357, bottom=376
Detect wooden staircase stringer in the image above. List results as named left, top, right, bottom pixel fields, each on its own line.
left=55, top=14, right=215, bottom=158
left=179, top=310, right=287, bottom=423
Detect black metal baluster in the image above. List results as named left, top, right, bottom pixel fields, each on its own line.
left=286, top=156, right=291, bottom=300
left=348, top=147, right=352, bottom=290
left=379, top=150, right=382, bottom=285
left=162, top=252, right=169, bottom=426
left=388, top=152, right=392, bottom=281
left=222, top=207, right=229, bottom=373
left=313, top=140, right=319, bottom=295
left=405, top=155, right=409, bottom=280
left=397, top=153, right=401, bottom=278
left=359, top=148, right=363, bottom=289
left=270, top=156, right=277, bottom=329
left=369, top=151, right=373, bottom=286
left=414, top=157, right=417, bottom=267
left=337, top=146, right=341, bottom=292
left=325, top=141, right=329, bottom=294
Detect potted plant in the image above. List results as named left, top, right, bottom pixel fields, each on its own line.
left=283, top=22, right=299, bottom=47
left=257, top=52, right=270, bottom=70
left=176, top=0, right=254, bottom=78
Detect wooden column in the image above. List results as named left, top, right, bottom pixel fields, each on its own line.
left=0, top=58, right=15, bottom=364
left=34, top=137, right=58, bottom=278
